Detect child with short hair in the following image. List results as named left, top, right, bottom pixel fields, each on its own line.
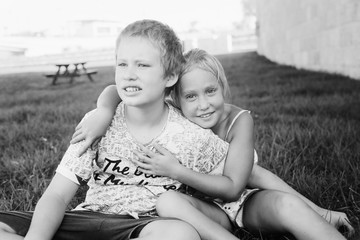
left=0, top=20, right=240, bottom=240
left=73, top=49, right=354, bottom=240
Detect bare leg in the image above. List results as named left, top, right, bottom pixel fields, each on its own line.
left=248, top=165, right=354, bottom=235
left=0, top=222, right=23, bottom=240
left=156, top=191, right=237, bottom=240
left=242, top=190, right=347, bottom=240
left=136, top=219, right=200, bottom=240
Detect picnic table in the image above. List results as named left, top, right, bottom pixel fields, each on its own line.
left=45, top=62, right=97, bottom=85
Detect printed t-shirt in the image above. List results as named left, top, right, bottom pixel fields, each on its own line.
left=56, top=102, right=229, bottom=217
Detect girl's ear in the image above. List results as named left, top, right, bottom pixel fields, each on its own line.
left=165, top=73, right=178, bottom=88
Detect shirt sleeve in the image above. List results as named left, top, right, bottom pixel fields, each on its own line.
left=56, top=141, right=97, bottom=185
left=56, top=111, right=98, bottom=185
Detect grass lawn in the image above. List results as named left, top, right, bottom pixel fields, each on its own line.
left=0, top=51, right=359, bottom=239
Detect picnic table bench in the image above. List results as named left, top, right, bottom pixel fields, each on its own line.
left=45, top=62, right=97, bottom=85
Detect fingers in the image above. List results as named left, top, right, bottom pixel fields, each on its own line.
left=76, top=139, right=92, bottom=157
left=133, top=159, right=150, bottom=170
left=70, top=132, right=85, bottom=144
left=133, top=150, right=158, bottom=174
left=138, top=144, right=157, bottom=157
left=342, top=217, right=355, bottom=236
left=70, top=134, right=84, bottom=144
left=133, top=157, right=156, bottom=175
left=152, top=143, right=169, bottom=155
left=71, top=129, right=81, bottom=140
left=330, top=212, right=355, bottom=237
left=75, top=123, right=82, bottom=131
left=135, top=166, right=154, bottom=175
left=91, top=138, right=101, bottom=148
left=134, top=150, right=152, bottom=164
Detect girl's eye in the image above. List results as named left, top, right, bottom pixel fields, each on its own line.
left=117, top=63, right=127, bottom=67
left=185, top=94, right=196, bottom=101
left=138, top=63, right=150, bottom=67
left=206, top=88, right=217, bottom=94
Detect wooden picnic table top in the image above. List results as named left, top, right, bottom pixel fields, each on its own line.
left=55, top=62, right=87, bottom=67
left=45, top=61, right=97, bottom=85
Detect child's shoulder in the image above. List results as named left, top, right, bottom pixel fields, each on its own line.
left=224, top=104, right=254, bottom=139
left=226, top=104, right=252, bottom=120
left=167, top=103, right=195, bottom=126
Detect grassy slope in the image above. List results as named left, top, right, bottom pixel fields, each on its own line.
left=0, top=52, right=359, bottom=239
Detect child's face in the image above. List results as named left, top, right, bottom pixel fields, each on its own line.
left=178, top=68, right=225, bottom=129
left=115, top=36, right=174, bottom=107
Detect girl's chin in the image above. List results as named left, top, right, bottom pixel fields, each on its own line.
left=187, top=117, right=215, bottom=129
left=194, top=121, right=214, bottom=129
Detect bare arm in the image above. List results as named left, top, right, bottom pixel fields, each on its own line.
left=70, top=85, right=121, bottom=156
left=24, top=173, right=78, bottom=240
left=135, top=112, right=254, bottom=202
left=96, top=84, right=121, bottom=109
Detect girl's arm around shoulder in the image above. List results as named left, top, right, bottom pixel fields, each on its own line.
left=136, top=144, right=239, bottom=202
left=70, top=85, right=121, bottom=156
left=25, top=173, right=79, bottom=240
left=135, top=112, right=254, bottom=202
left=222, top=110, right=255, bottom=200
left=96, top=85, right=121, bottom=109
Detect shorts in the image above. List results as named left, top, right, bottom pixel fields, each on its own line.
left=214, top=188, right=260, bottom=228
left=0, top=210, right=170, bottom=240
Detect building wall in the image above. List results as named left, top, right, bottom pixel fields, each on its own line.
left=256, top=0, right=360, bottom=80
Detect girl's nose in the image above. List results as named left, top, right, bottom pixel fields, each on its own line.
left=198, top=96, right=210, bottom=110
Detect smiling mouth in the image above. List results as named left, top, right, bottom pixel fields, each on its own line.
left=124, top=87, right=142, bottom=92
left=199, top=112, right=213, bottom=118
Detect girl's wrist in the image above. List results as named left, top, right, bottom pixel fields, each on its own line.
left=170, top=164, right=183, bottom=181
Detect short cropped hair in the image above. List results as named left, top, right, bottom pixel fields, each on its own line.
left=172, top=48, right=231, bottom=108
left=116, top=19, right=185, bottom=79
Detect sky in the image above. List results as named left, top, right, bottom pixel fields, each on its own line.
left=1, top=0, right=245, bottom=33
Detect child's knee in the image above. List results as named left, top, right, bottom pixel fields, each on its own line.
left=156, top=191, right=188, bottom=217
left=145, top=219, right=200, bottom=240
left=170, top=220, right=200, bottom=240
left=272, top=192, right=308, bottom=219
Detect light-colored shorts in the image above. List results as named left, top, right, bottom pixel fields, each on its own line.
left=214, top=188, right=260, bottom=228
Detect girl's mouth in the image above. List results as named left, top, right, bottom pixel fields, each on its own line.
left=199, top=112, right=213, bottom=118
left=125, top=87, right=141, bottom=92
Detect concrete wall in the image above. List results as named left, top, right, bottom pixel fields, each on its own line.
left=256, top=0, right=360, bottom=80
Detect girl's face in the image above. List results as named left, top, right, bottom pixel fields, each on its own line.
left=179, top=68, right=225, bottom=129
